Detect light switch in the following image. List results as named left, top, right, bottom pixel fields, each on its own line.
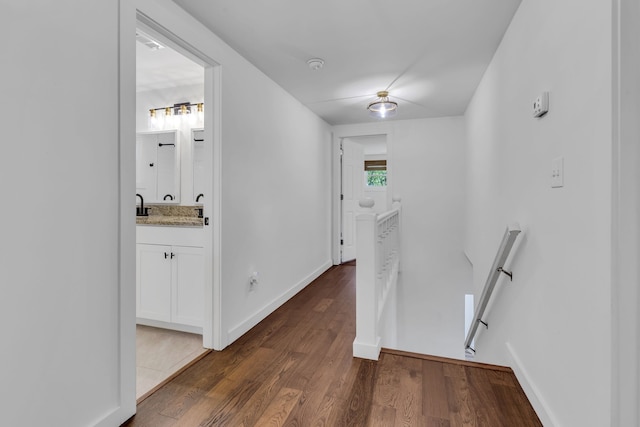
left=533, top=92, right=549, bottom=118
left=551, top=157, right=564, bottom=188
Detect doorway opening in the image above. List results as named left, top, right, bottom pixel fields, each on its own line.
left=133, top=17, right=221, bottom=401
left=339, top=134, right=388, bottom=263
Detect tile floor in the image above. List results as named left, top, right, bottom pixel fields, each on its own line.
left=136, top=325, right=209, bottom=400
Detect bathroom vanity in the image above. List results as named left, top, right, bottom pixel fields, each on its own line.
left=135, top=127, right=206, bottom=333
left=136, top=222, right=204, bottom=334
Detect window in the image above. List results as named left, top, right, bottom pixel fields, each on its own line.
left=365, top=160, right=387, bottom=187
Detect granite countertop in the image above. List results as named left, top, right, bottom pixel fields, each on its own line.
left=135, top=204, right=203, bottom=227
left=136, top=215, right=203, bottom=227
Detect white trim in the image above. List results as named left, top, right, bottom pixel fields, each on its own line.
left=353, top=337, right=382, bottom=360
left=611, top=1, right=640, bottom=425
left=207, top=64, right=224, bottom=350
left=111, top=0, right=137, bottom=424
left=93, top=407, right=125, bottom=427
left=133, top=10, right=223, bottom=352
left=332, top=131, right=341, bottom=265
left=506, top=342, right=559, bottom=427
left=226, top=260, right=333, bottom=343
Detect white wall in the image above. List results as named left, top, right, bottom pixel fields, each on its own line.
left=464, top=1, right=612, bottom=425
left=334, top=117, right=471, bottom=359
left=0, top=1, right=136, bottom=426
left=136, top=0, right=333, bottom=347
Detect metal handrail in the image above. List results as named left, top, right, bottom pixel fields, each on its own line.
left=464, top=223, right=522, bottom=352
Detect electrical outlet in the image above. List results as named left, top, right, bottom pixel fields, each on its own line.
left=533, top=92, right=549, bottom=118
left=249, top=272, right=259, bottom=290
left=551, top=157, right=564, bottom=188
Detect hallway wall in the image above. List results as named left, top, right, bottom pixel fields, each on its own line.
left=1, top=1, right=136, bottom=425
left=464, top=0, right=612, bottom=425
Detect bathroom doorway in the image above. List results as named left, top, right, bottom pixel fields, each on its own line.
left=134, top=17, right=221, bottom=401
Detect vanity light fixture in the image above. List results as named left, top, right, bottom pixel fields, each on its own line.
left=367, top=91, right=398, bottom=119
left=148, top=102, right=204, bottom=129
left=149, top=102, right=204, bottom=117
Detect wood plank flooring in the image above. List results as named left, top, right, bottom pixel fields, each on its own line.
left=123, top=264, right=541, bottom=426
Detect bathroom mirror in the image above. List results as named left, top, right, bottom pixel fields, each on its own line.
left=136, top=130, right=180, bottom=203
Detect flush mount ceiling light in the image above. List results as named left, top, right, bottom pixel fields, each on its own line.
left=368, top=91, right=398, bottom=119
left=307, top=58, right=325, bottom=71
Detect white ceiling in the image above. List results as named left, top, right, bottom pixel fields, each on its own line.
left=139, top=0, right=521, bottom=125
left=136, top=37, right=203, bottom=92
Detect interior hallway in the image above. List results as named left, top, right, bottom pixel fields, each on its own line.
left=124, top=264, right=540, bottom=426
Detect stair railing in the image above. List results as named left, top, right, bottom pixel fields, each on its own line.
left=353, top=197, right=401, bottom=360
left=464, top=223, right=522, bottom=353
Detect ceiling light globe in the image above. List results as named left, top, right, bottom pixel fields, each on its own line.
left=368, top=100, right=398, bottom=119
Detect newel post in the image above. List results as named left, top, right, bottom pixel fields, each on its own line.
left=353, top=198, right=381, bottom=360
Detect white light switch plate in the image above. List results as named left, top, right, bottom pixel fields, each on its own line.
left=533, top=92, right=549, bottom=117
left=551, top=157, right=564, bottom=188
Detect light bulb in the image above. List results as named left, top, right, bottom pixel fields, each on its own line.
left=196, top=103, right=204, bottom=124
left=148, top=109, right=158, bottom=130
left=164, top=107, right=173, bottom=128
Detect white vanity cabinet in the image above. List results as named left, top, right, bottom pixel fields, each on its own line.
left=136, top=226, right=203, bottom=333
left=137, top=244, right=172, bottom=322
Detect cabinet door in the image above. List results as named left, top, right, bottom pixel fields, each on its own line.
left=172, top=246, right=204, bottom=327
left=137, top=244, right=172, bottom=322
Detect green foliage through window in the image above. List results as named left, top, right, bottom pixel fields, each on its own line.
left=366, top=170, right=387, bottom=186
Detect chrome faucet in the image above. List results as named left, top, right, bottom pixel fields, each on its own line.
left=136, top=193, right=149, bottom=216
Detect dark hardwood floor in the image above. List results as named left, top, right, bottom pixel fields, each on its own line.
left=124, top=264, right=541, bottom=426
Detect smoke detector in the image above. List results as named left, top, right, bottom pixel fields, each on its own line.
left=307, top=58, right=325, bottom=71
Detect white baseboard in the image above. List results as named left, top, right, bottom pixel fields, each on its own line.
left=353, top=337, right=382, bottom=360
left=93, top=405, right=135, bottom=427
left=227, top=259, right=333, bottom=344
left=506, top=342, right=560, bottom=427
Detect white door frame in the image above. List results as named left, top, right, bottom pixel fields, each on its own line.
left=611, top=1, right=640, bottom=425
left=133, top=11, right=223, bottom=350
left=340, top=137, right=365, bottom=263
left=332, top=125, right=393, bottom=265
